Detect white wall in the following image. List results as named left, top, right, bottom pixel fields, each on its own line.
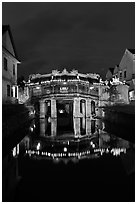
left=2, top=51, right=17, bottom=84
left=2, top=51, right=18, bottom=103
left=119, top=49, right=135, bottom=82
left=2, top=31, right=15, bottom=57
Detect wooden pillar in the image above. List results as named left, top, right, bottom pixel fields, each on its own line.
left=86, top=118, right=91, bottom=135
left=51, top=118, right=57, bottom=136
left=86, top=99, right=91, bottom=117
left=16, top=86, right=18, bottom=99
left=40, top=100, right=45, bottom=118
left=73, top=118, right=80, bottom=137
left=82, top=101, right=86, bottom=116
left=51, top=98, right=57, bottom=118
left=40, top=118, right=46, bottom=136
left=82, top=117, right=86, bottom=130
left=73, top=98, right=80, bottom=117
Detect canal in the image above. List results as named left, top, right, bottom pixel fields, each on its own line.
left=10, top=117, right=134, bottom=202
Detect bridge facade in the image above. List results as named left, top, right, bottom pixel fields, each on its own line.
left=27, top=69, right=101, bottom=137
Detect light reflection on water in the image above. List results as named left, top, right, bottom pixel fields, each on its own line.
left=13, top=118, right=134, bottom=164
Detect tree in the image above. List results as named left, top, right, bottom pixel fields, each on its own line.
left=17, top=76, right=25, bottom=90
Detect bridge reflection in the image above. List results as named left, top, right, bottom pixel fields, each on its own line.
left=39, top=117, right=98, bottom=137
left=16, top=118, right=133, bottom=163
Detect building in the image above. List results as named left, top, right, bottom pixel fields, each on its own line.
left=106, top=49, right=135, bottom=102
left=27, top=69, right=100, bottom=137
left=2, top=25, right=20, bottom=103
left=118, top=49, right=135, bottom=102
left=106, top=67, right=114, bottom=81
left=118, top=49, right=135, bottom=83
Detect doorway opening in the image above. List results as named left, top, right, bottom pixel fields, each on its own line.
left=57, top=100, right=73, bottom=136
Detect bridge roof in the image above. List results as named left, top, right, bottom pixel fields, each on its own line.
left=29, top=69, right=100, bottom=82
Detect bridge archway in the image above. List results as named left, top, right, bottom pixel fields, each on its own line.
left=56, top=99, right=73, bottom=135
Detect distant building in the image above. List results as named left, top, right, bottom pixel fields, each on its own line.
left=118, top=49, right=135, bottom=102
left=106, top=49, right=135, bottom=102
left=106, top=67, right=115, bottom=81
left=118, top=49, right=135, bottom=83
left=2, top=25, right=20, bottom=103
left=113, top=65, right=120, bottom=79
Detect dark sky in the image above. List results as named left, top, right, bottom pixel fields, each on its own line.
left=2, top=2, right=135, bottom=80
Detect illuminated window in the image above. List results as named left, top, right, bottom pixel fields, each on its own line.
left=7, top=85, right=10, bottom=96
left=4, top=57, right=7, bottom=70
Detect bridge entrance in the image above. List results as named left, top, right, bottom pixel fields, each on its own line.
left=56, top=99, right=73, bottom=135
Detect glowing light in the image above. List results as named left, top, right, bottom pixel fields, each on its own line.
left=30, top=127, right=33, bottom=132
left=64, top=147, right=67, bottom=152
left=59, top=109, right=64, bottom=113
left=12, top=147, right=16, bottom=157
left=36, top=142, right=41, bottom=150
left=29, top=111, right=34, bottom=116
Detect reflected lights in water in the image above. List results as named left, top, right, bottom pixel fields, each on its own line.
left=25, top=146, right=127, bottom=161
left=12, top=144, right=20, bottom=157
left=13, top=118, right=134, bottom=163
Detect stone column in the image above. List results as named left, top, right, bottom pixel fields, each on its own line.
left=51, top=98, right=57, bottom=118
left=86, top=99, right=91, bottom=117
left=40, top=100, right=45, bottom=118
left=51, top=118, right=57, bottom=136
left=73, top=118, right=80, bottom=137
left=86, top=118, right=91, bottom=136
left=73, top=98, right=80, bottom=117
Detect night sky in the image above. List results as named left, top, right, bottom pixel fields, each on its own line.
left=2, top=2, right=135, bottom=80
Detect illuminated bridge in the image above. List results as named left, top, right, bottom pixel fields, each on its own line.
left=27, top=69, right=101, bottom=137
